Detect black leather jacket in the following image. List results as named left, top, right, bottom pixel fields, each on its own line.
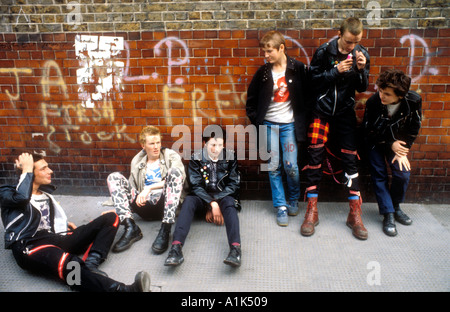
left=363, top=90, right=422, bottom=149
left=246, top=55, right=311, bottom=142
left=0, top=173, right=67, bottom=249
left=310, top=38, right=370, bottom=117
left=188, top=148, right=240, bottom=209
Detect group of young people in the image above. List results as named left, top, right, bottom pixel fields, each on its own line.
left=246, top=17, right=421, bottom=240
left=0, top=17, right=422, bottom=292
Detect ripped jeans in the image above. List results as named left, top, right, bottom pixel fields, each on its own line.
left=263, top=121, right=300, bottom=208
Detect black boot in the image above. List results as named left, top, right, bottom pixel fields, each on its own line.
left=152, top=223, right=171, bottom=254
left=113, top=271, right=151, bottom=292
left=382, top=213, right=397, bottom=237
left=164, top=243, right=184, bottom=266
left=224, top=245, right=241, bottom=267
left=84, top=251, right=108, bottom=277
left=113, top=218, right=143, bottom=253
left=394, top=206, right=412, bottom=225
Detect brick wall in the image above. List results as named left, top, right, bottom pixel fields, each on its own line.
left=0, top=1, right=449, bottom=204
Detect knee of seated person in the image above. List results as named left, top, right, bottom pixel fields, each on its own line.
left=107, top=171, right=122, bottom=181
left=102, top=211, right=119, bottom=225
left=167, top=167, right=183, bottom=177
left=220, top=196, right=236, bottom=209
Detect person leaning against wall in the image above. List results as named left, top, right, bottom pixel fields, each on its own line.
left=363, top=69, right=422, bottom=237
left=246, top=30, right=310, bottom=227
left=107, top=126, right=186, bottom=255
left=301, top=17, right=370, bottom=240
left=0, top=152, right=151, bottom=292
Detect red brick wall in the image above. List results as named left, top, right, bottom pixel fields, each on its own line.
left=0, top=29, right=449, bottom=203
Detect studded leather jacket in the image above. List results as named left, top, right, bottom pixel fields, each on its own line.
left=309, top=38, right=370, bottom=117
left=246, top=55, right=311, bottom=142
left=188, top=148, right=240, bottom=210
left=363, top=90, right=422, bottom=149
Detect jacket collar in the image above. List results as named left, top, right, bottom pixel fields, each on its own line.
left=39, top=184, right=57, bottom=194
left=262, top=54, right=296, bottom=82
left=137, top=147, right=167, bottom=170
left=378, top=92, right=411, bottom=119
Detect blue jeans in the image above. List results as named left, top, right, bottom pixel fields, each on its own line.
left=367, top=144, right=410, bottom=215
left=263, top=121, right=300, bottom=208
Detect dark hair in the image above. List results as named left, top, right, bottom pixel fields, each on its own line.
left=14, top=152, right=45, bottom=173
left=202, top=125, right=226, bottom=143
left=32, top=153, right=44, bottom=163
left=376, top=69, right=411, bottom=98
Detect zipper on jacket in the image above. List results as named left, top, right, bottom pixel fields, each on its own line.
left=16, top=204, right=34, bottom=242
left=332, top=85, right=337, bottom=116
left=5, top=213, right=24, bottom=230
left=217, top=172, right=229, bottom=192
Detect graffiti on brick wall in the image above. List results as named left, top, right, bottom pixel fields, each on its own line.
left=1, top=59, right=136, bottom=155
left=0, top=33, right=442, bottom=155
left=400, top=34, right=439, bottom=83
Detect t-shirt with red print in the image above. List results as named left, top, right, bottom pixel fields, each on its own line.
left=264, top=70, right=294, bottom=124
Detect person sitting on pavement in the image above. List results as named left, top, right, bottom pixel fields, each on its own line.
left=107, top=126, right=186, bottom=254
left=0, top=152, right=150, bottom=292
left=164, top=126, right=242, bottom=267
left=363, top=69, right=422, bottom=236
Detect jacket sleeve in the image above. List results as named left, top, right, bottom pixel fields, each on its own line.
left=309, top=47, right=339, bottom=92
left=403, top=93, right=422, bottom=148
left=245, top=67, right=262, bottom=125
left=355, top=46, right=370, bottom=93
left=0, top=173, right=33, bottom=207
left=188, top=158, right=215, bottom=206
left=166, top=149, right=186, bottom=180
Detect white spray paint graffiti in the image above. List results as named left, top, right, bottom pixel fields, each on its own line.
left=74, top=35, right=125, bottom=108
left=400, top=34, right=439, bottom=83
left=153, top=36, right=190, bottom=86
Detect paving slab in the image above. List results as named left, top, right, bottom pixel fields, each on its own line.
left=0, top=197, right=448, bottom=292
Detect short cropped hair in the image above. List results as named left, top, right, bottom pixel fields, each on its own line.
left=376, top=69, right=411, bottom=98
left=202, top=125, right=226, bottom=143
left=260, top=30, right=286, bottom=50
left=340, top=17, right=363, bottom=36
left=139, top=126, right=161, bottom=144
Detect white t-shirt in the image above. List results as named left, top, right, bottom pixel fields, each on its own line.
left=387, top=103, right=401, bottom=118
left=32, top=193, right=52, bottom=231
left=144, top=160, right=163, bottom=204
left=264, top=70, right=294, bottom=123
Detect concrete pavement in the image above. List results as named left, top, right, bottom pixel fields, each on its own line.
left=1, top=196, right=449, bottom=292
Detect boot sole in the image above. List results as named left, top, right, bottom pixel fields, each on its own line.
left=164, top=258, right=184, bottom=267
left=224, top=259, right=241, bottom=267
left=135, top=271, right=151, bottom=292
left=152, top=244, right=169, bottom=254
left=346, top=222, right=368, bottom=240
left=300, top=221, right=319, bottom=236
left=112, top=233, right=143, bottom=253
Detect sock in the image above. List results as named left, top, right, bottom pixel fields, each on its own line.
left=307, top=193, right=318, bottom=198
left=348, top=195, right=360, bottom=200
